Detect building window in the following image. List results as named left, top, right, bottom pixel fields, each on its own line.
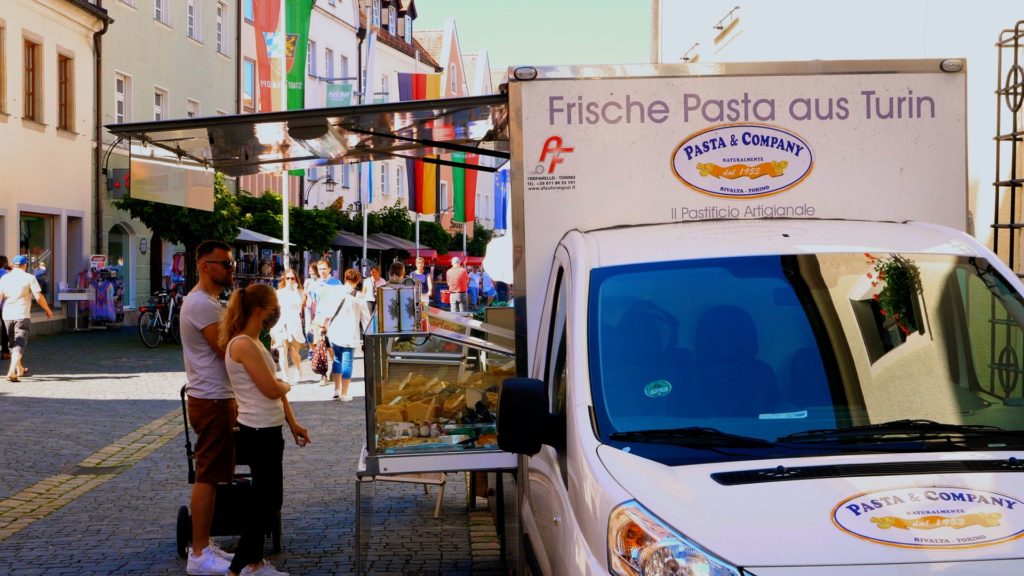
left=154, top=0, right=170, bottom=25
left=187, top=0, right=201, bottom=41
left=388, top=8, right=396, bottom=34
left=153, top=88, right=166, bottom=120
left=119, top=0, right=136, bottom=6
left=404, top=16, right=412, bottom=44
left=23, top=39, right=41, bottom=122
left=325, top=48, right=334, bottom=80
left=187, top=98, right=199, bottom=118
left=440, top=181, right=449, bottom=211
left=243, top=0, right=253, bottom=22
left=57, top=54, right=73, bottom=130
left=216, top=3, right=226, bottom=54
left=19, top=213, right=55, bottom=305
left=242, top=59, right=256, bottom=110
left=340, top=54, right=348, bottom=79
left=380, top=164, right=389, bottom=196
left=450, top=63, right=457, bottom=95
left=372, top=0, right=381, bottom=26
left=114, top=72, right=131, bottom=124
left=341, top=164, right=350, bottom=188
left=328, top=0, right=336, bottom=5
left=396, top=165, right=404, bottom=198
left=307, top=40, right=316, bottom=76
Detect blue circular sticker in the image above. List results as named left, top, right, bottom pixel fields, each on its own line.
left=644, top=380, right=672, bottom=398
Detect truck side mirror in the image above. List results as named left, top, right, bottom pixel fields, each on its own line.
left=497, top=378, right=555, bottom=455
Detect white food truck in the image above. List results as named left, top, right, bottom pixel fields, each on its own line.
left=495, top=60, right=1024, bottom=575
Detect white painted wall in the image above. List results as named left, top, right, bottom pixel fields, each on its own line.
left=1, top=0, right=104, bottom=316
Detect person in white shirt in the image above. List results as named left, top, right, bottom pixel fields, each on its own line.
left=219, top=283, right=310, bottom=576
left=319, top=269, right=370, bottom=401
left=0, top=254, right=53, bottom=382
left=270, top=271, right=305, bottom=385
left=360, top=265, right=387, bottom=315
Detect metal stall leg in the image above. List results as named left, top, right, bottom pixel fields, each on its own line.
left=355, top=478, right=363, bottom=576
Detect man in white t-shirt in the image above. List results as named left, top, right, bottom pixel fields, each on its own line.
left=0, top=254, right=53, bottom=382
left=181, top=241, right=237, bottom=575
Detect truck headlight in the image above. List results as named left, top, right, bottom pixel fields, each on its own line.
left=608, top=501, right=741, bottom=576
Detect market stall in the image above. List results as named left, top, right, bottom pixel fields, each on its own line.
left=355, top=291, right=517, bottom=572
left=233, top=227, right=296, bottom=288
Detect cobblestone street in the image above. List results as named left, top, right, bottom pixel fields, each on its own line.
left=0, top=327, right=506, bottom=575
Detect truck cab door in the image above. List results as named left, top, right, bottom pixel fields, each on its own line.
left=524, top=257, right=572, bottom=575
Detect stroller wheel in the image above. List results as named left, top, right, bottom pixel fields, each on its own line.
left=176, top=505, right=192, bottom=559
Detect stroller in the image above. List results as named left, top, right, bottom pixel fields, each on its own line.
left=175, top=385, right=282, bottom=558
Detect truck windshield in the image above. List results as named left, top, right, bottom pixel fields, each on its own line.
left=588, top=253, right=1024, bottom=464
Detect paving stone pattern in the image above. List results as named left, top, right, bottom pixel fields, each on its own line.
left=0, top=327, right=510, bottom=575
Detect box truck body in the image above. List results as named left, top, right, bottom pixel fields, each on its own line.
left=497, top=60, right=1024, bottom=575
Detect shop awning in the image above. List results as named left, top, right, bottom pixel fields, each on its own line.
left=236, top=227, right=292, bottom=245
left=331, top=230, right=389, bottom=250
left=435, top=251, right=484, bottom=267
left=370, top=232, right=424, bottom=252
left=105, top=95, right=510, bottom=178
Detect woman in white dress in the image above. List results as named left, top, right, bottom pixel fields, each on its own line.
left=270, top=271, right=305, bottom=384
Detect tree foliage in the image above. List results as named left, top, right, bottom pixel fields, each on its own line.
left=114, top=172, right=242, bottom=247
left=416, top=221, right=450, bottom=253
left=113, top=173, right=242, bottom=287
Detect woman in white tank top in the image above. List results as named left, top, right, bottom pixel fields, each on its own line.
left=219, top=283, right=311, bottom=576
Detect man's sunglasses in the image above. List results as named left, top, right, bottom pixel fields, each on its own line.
left=203, top=259, right=236, bottom=269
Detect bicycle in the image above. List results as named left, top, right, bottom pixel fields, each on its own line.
left=138, top=290, right=183, bottom=348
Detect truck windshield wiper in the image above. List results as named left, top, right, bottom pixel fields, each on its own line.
left=609, top=427, right=775, bottom=448
left=777, top=419, right=1024, bottom=446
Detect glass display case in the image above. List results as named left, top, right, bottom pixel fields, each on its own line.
left=361, top=310, right=518, bottom=475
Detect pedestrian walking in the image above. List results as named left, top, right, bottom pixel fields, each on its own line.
left=220, top=283, right=310, bottom=576
left=480, top=267, right=497, bottom=306
left=361, top=265, right=386, bottom=314
left=0, top=253, right=54, bottom=381
left=180, top=240, right=237, bottom=575
left=300, top=263, right=320, bottom=361
left=446, top=257, right=469, bottom=313
left=0, top=256, right=10, bottom=360
left=319, top=268, right=370, bottom=401
left=309, top=260, right=342, bottom=385
left=270, top=271, right=304, bottom=385
left=468, top=266, right=482, bottom=308
left=409, top=256, right=433, bottom=309
left=388, top=261, right=413, bottom=285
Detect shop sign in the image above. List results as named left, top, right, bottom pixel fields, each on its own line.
left=90, top=255, right=107, bottom=269
left=832, top=486, right=1024, bottom=549
left=671, top=123, right=814, bottom=199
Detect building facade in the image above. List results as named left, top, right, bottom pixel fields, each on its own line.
left=101, top=0, right=238, bottom=308
left=1, top=0, right=110, bottom=330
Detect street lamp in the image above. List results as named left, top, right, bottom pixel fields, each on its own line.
left=302, top=174, right=337, bottom=207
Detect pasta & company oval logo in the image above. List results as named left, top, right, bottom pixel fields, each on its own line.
left=671, top=123, right=813, bottom=199
left=832, top=486, right=1024, bottom=549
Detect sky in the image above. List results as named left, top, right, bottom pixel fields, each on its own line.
left=415, top=0, right=1023, bottom=241
left=414, top=0, right=650, bottom=70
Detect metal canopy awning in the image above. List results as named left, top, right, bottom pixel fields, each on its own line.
left=236, top=227, right=292, bottom=245
left=105, top=95, right=511, bottom=178
left=371, top=232, right=422, bottom=251
left=331, top=230, right=388, bottom=250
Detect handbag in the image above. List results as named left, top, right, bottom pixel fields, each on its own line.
left=311, top=339, right=330, bottom=375
left=310, top=290, right=353, bottom=375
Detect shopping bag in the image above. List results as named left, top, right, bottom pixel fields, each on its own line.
left=311, top=339, right=330, bottom=376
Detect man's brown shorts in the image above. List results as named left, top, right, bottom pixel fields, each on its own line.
left=187, top=396, right=238, bottom=484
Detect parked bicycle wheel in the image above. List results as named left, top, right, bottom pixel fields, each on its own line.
left=138, top=310, right=163, bottom=348
left=170, top=317, right=182, bottom=344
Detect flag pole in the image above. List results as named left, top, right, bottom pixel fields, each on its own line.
left=279, top=0, right=290, bottom=268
